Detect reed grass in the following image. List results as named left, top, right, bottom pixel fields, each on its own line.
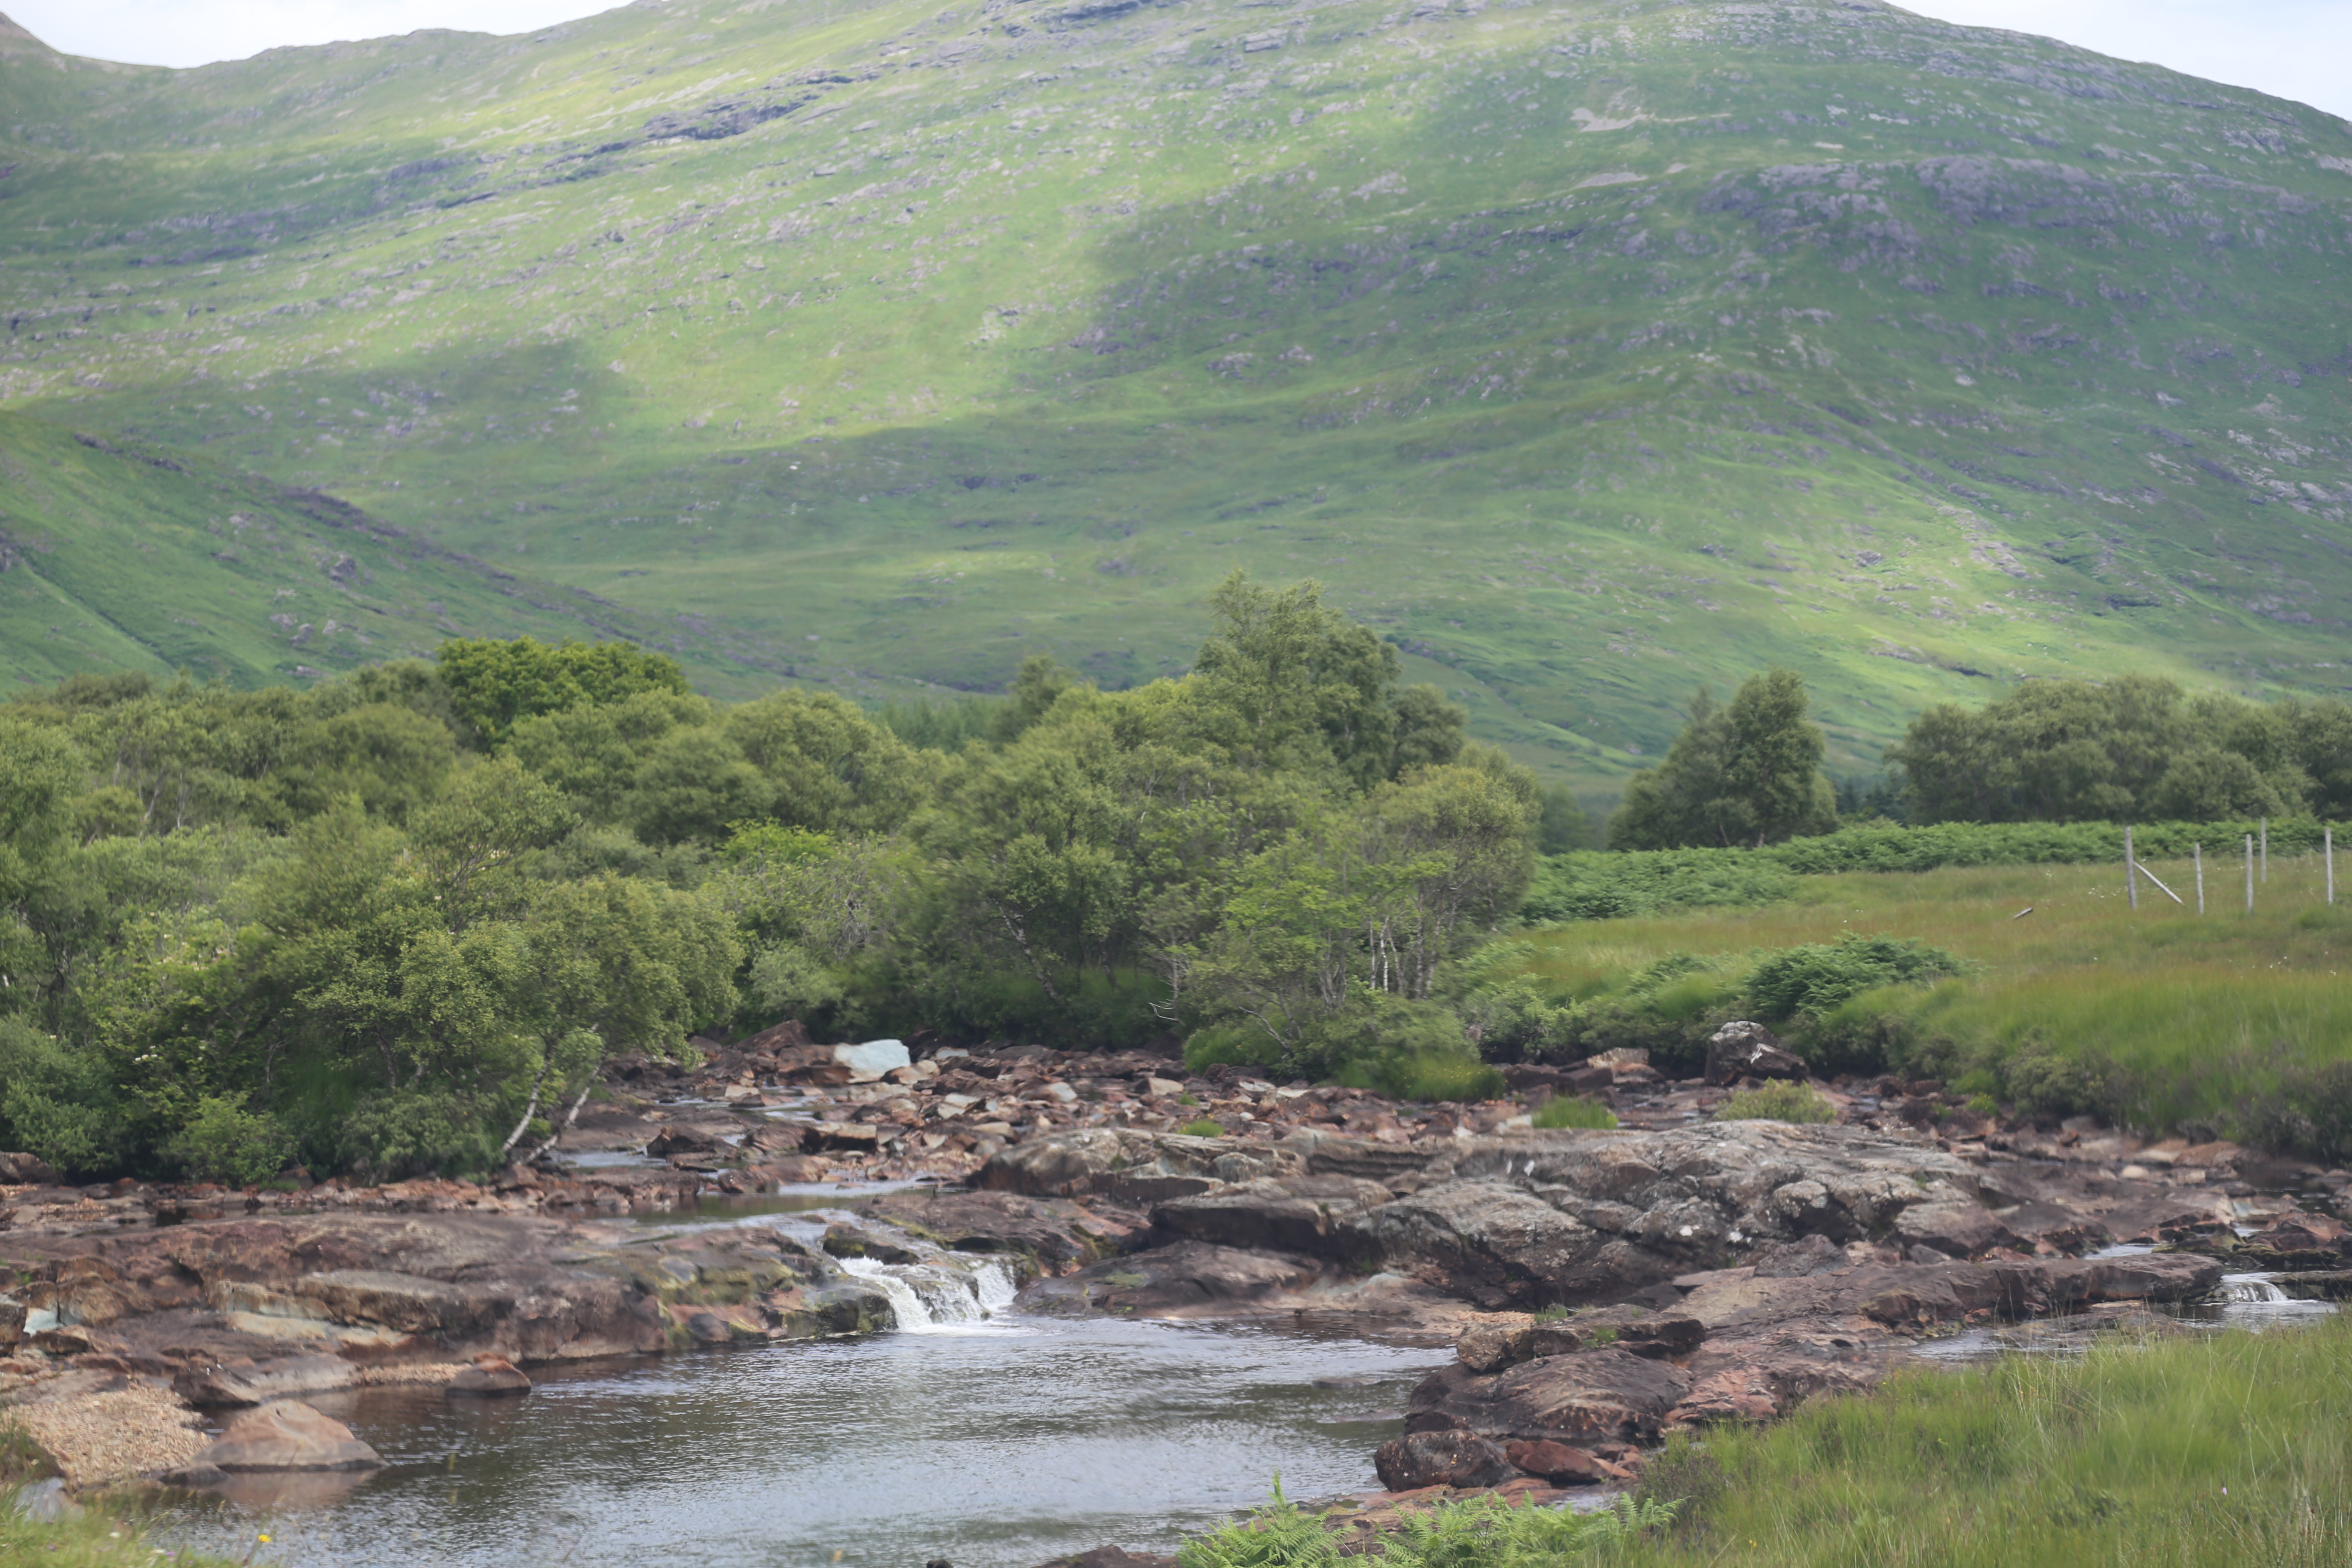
left=1623, top=1314, right=2352, bottom=1566
left=1504, top=852, right=2352, bottom=1137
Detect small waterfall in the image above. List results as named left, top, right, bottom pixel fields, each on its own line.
left=838, top=1257, right=938, bottom=1329
left=972, top=1257, right=1017, bottom=1314
left=836, top=1250, right=1018, bottom=1332
left=2221, top=1273, right=2294, bottom=1305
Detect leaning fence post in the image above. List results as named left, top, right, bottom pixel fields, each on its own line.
left=2125, top=826, right=2138, bottom=910
left=2246, top=833, right=2255, bottom=913
left=2195, top=842, right=2205, bottom=915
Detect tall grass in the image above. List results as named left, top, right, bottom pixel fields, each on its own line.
left=1625, top=1315, right=2352, bottom=1566
left=1179, top=1320, right=2352, bottom=1567
left=1497, top=852, right=2352, bottom=1142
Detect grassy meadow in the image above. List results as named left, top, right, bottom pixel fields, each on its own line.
left=1624, top=1316, right=2352, bottom=1567
left=1499, top=843, right=2352, bottom=1142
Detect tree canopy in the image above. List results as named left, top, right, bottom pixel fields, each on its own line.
left=0, top=579, right=1531, bottom=1182
left=1608, top=671, right=1837, bottom=850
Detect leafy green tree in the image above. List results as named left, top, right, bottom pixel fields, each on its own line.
left=435, top=636, right=688, bottom=748
left=496, top=873, right=741, bottom=1157
left=991, top=654, right=1084, bottom=745
left=1610, top=672, right=1836, bottom=848
left=2142, top=747, right=2294, bottom=821
left=1389, top=683, right=1469, bottom=779
left=724, top=688, right=928, bottom=832
left=1889, top=676, right=2319, bottom=824
left=1536, top=784, right=1591, bottom=854
left=916, top=696, right=1139, bottom=1005
left=1191, top=570, right=1403, bottom=788
left=276, top=701, right=457, bottom=824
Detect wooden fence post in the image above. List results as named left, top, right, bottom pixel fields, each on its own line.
left=2329, top=827, right=2337, bottom=907
left=2260, top=817, right=2268, bottom=883
left=2246, top=833, right=2255, bottom=913
left=2125, top=826, right=2138, bottom=910
left=2195, top=842, right=2205, bottom=915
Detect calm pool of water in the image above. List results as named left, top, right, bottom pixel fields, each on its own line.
left=162, top=1308, right=1442, bottom=1568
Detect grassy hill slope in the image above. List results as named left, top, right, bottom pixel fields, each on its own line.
left=1, top=0, right=2349, bottom=781
left=0, top=409, right=798, bottom=692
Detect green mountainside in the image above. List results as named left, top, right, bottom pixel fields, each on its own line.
left=0, top=409, right=797, bottom=690
left=2, top=0, right=2349, bottom=785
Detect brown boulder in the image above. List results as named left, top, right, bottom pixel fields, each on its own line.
left=199, top=1401, right=383, bottom=1472
left=2244, top=1213, right=2350, bottom=1259
left=1504, top=1438, right=1621, bottom=1485
left=1374, top=1428, right=1518, bottom=1491
left=1408, top=1347, right=1692, bottom=1447
left=447, top=1355, right=531, bottom=1396
left=738, top=1019, right=814, bottom=1055
left=743, top=1124, right=811, bottom=1155
left=822, top=1225, right=921, bottom=1265
left=176, top=1355, right=364, bottom=1408
left=646, top=1126, right=727, bottom=1158
left=1017, top=1241, right=1320, bottom=1318
left=1150, top=1176, right=1393, bottom=1258
left=1345, top=1181, right=1638, bottom=1310
left=1455, top=1322, right=1534, bottom=1373
left=979, top=1128, right=1304, bottom=1204
left=0, top=1151, right=61, bottom=1185
left=1705, top=1022, right=1806, bottom=1087
left=1995, top=1201, right=2109, bottom=1255
left=865, top=1188, right=1143, bottom=1269
left=294, top=1269, right=501, bottom=1335
left=1891, top=1193, right=2018, bottom=1259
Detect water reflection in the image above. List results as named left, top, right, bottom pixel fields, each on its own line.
left=161, top=1318, right=1445, bottom=1568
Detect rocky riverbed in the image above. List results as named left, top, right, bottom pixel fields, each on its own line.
left=3, top=1031, right=2348, bottom=1540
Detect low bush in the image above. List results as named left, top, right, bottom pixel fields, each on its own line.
left=1714, top=1081, right=1836, bottom=1123
left=1179, top=1119, right=1227, bottom=1138
left=1179, top=1483, right=1675, bottom=1568
left=1532, top=1095, right=1618, bottom=1130
left=1369, top=1053, right=1507, bottom=1104
left=164, top=1094, right=296, bottom=1188
left=1746, top=934, right=1968, bottom=1023
left=1521, top=849, right=1799, bottom=922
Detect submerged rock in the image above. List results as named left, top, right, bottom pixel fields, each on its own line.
left=447, top=1354, right=531, bottom=1396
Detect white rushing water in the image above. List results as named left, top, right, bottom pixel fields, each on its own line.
left=2221, top=1273, right=2294, bottom=1305
left=837, top=1252, right=1020, bottom=1332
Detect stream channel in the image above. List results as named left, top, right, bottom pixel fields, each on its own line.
left=157, top=1194, right=1449, bottom=1568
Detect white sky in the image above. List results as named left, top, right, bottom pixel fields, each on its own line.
left=14, top=0, right=2352, bottom=123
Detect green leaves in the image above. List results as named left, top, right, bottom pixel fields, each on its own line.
left=1889, top=676, right=2345, bottom=826
left=1610, top=671, right=1837, bottom=850
left=434, top=637, right=688, bottom=749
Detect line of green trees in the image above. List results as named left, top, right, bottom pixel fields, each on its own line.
left=0, top=574, right=1542, bottom=1183
left=1606, top=670, right=2352, bottom=851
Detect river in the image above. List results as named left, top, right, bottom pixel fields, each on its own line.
left=158, top=1205, right=1446, bottom=1568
